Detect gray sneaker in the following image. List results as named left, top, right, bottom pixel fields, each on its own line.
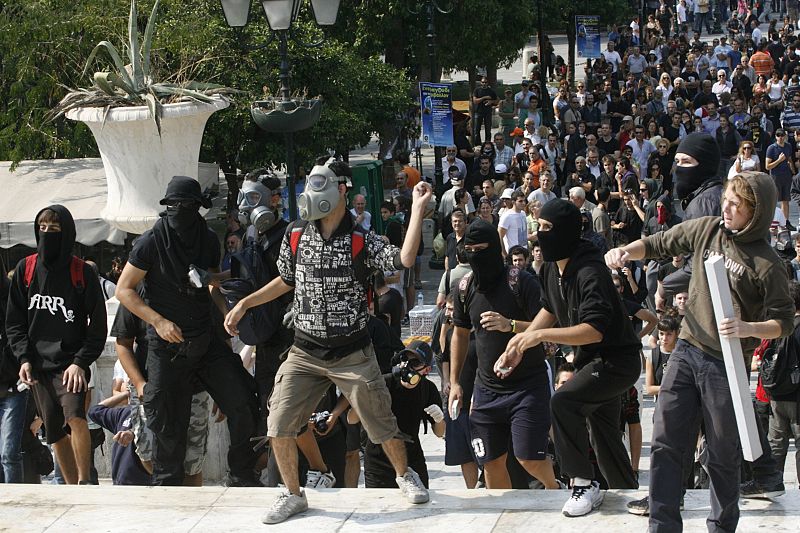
left=396, top=468, right=430, bottom=504
left=261, top=490, right=308, bottom=524
left=305, top=469, right=336, bottom=489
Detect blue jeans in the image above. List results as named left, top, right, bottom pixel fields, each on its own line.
left=0, top=391, right=28, bottom=483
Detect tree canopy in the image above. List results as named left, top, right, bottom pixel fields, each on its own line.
left=0, top=0, right=412, bottom=204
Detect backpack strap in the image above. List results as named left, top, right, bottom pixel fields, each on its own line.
left=24, top=254, right=37, bottom=288
left=70, top=256, right=85, bottom=291
left=289, top=220, right=309, bottom=257
left=24, top=254, right=85, bottom=294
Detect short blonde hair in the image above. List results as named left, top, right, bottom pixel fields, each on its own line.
left=725, top=174, right=756, bottom=215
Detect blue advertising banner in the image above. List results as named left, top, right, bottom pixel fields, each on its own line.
left=419, top=82, right=453, bottom=148
left=576, top=15, right=601, bottom=58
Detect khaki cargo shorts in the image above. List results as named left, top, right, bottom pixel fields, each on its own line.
left=267, top=343, right=398, bottom=444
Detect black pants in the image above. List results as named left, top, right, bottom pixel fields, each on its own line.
left=144, top=334, right=259, bottom=486
left=550, top=354, right=640, bottom=488
left=255, top=328, right=294, bottom=435
left=364, top=439, right=428, bottom=488
left=472, top=111, right=492, bottom=144
left=649, top=341, right=740, bottom=533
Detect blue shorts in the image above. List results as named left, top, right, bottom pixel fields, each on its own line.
left=444, top=409, right=476, bottom=466
left=469, top=382, right=551, bottom=464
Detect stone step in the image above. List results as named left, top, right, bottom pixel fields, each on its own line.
left=2, top=484, right=798, bottom=532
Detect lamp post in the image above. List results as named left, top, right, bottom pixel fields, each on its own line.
left=536, top=0, right=552, bottom=126
left=220, top=0, right=341, bottom=220
left=409, top=0, right=453, bottom=199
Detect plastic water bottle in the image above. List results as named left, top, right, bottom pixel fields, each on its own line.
left=417, top=292, right=424, bottom=308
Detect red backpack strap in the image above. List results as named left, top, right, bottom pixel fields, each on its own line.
left=290, top=226, right=304, bottom=256
left=24, top=254, right=38, bottom=288
left=351, top=230, right=364, bottom=259
left=70, top=256, right=85, bottom=290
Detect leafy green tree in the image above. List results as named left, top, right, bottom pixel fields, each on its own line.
left=0, top=0, right=411, bottom=207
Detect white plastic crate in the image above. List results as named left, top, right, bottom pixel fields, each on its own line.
left=409, top=304, right=439, bottom=337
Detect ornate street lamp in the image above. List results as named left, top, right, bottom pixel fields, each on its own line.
left=219, top=0, right=341, bottom=220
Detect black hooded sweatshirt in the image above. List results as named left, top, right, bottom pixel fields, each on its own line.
left=539, top=240, right=641, bottom=369
left=5, top=205, right=107, bottom=372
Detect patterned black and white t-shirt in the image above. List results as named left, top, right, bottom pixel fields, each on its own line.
left=278, top=215, right=403, bottom=359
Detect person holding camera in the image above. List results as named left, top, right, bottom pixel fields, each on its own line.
left=349, top=341, right=444, bottom=489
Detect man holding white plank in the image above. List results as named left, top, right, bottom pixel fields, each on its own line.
left=605, top=172, right=795, bottom=532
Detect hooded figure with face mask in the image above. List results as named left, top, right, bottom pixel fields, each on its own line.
left=448, top=219, right=560, bottom=490
left=6, top=204, right=107, bottom=485
left=115, top=176, right=261, bottom=487
left=502, top=199, right=641, bottom=517
left=672, top=132, right=723, bottom=219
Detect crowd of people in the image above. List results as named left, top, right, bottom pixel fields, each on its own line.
left=1, top=3, right=800, bottom=532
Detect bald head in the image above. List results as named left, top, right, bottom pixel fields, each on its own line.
left=353, top=194, right=366, bottom=213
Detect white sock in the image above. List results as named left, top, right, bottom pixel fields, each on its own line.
left=573, top=477, right=593, bottom=487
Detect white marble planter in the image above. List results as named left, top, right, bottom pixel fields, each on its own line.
left=67, top=97, right=229, bottom=234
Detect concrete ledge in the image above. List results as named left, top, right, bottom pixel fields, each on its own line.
left=2, top=485, right=798, bottom=532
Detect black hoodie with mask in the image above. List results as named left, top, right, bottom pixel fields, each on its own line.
left=6, top=205, right=107, bottom=372
left=127, top=208, right=220, bottom=340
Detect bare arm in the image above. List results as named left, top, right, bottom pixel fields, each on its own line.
left=116, top=263, right=183, bottom=343
left=644, top=357, right=660, bottom=396
left=635, top=307, right=658, bottom=338
left=400, top=182, right=433, bottom=268
left=116, top=337, right=146, bottom=399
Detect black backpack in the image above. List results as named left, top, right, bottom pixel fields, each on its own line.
left=220, top=239, right=284, bottom=346
left=760, top=317, right=800, bottom=397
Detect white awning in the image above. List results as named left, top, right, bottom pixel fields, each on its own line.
left=0, top=158, right=219, bottom=249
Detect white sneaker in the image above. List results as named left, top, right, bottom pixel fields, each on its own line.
left=261, top=489, right=309, bottom=524
left=396, top=468, right=430, bottom=504
left=305, top=469, right=336, bottom=489
left=562, top=481, right=604, bottom=517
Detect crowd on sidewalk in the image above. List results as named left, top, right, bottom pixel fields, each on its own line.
left=1, top=3, right=800, bottom=532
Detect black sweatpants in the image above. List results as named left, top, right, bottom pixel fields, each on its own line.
left=144, top=333, right=259, bottom=486
left=550, top=354, right=640, bottom=488
left=649, top=341, right=741, bottom=533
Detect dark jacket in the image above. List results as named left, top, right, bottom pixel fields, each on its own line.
left=682, top=179, right=723, bottom=221
left=539, top=240, right=641, bottom=368
left=5, top=205, right=107, bottom=372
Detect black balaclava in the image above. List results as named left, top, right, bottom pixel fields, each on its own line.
left=538, top=199, right=582, bottom=262
left=166, top=203, right=201, bottom=244
left=38, top=232, right=62, bottom=266
left=464, top=219, right=505, bottom=292
left=33, top=204, right=76, bottom=269
left=673, top=132, right=720, bottom=199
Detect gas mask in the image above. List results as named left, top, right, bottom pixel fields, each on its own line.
left=391, top=358, right=423, bottom=386
left=298, top=164, right=343, bottom=221
left=237, top=180, right=279, bottom=233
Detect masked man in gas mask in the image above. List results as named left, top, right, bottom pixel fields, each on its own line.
left=225, top=160, right=433, bottom=524
left=116, top=176, right=260, bottom=487
left=447, top=219, right=561, bottom=491
left=229, top=169, right=293, bottom=435
left=502, top=199, right=641, bottom=518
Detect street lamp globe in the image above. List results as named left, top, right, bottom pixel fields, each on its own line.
left=261, top=0, right=302, bottom=31
left=310, top=0, right=341, bottom=25
left=220, top=0, right=251, bottom=27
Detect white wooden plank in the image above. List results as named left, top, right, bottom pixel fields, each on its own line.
left=704, top=255, right=762, bottom=461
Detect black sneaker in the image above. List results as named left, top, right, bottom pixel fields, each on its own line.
left=740, top=479, right=786, bottom=499
left=225, top=473, right=263, bottom=487
left=627, top=496, right=649, bottom=516
left=787, top=221, right=797, bottom=232
left=626, top=495, right=684, bottom=516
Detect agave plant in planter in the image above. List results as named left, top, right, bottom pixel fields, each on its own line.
left=51, top=0, right=239, bottom=234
